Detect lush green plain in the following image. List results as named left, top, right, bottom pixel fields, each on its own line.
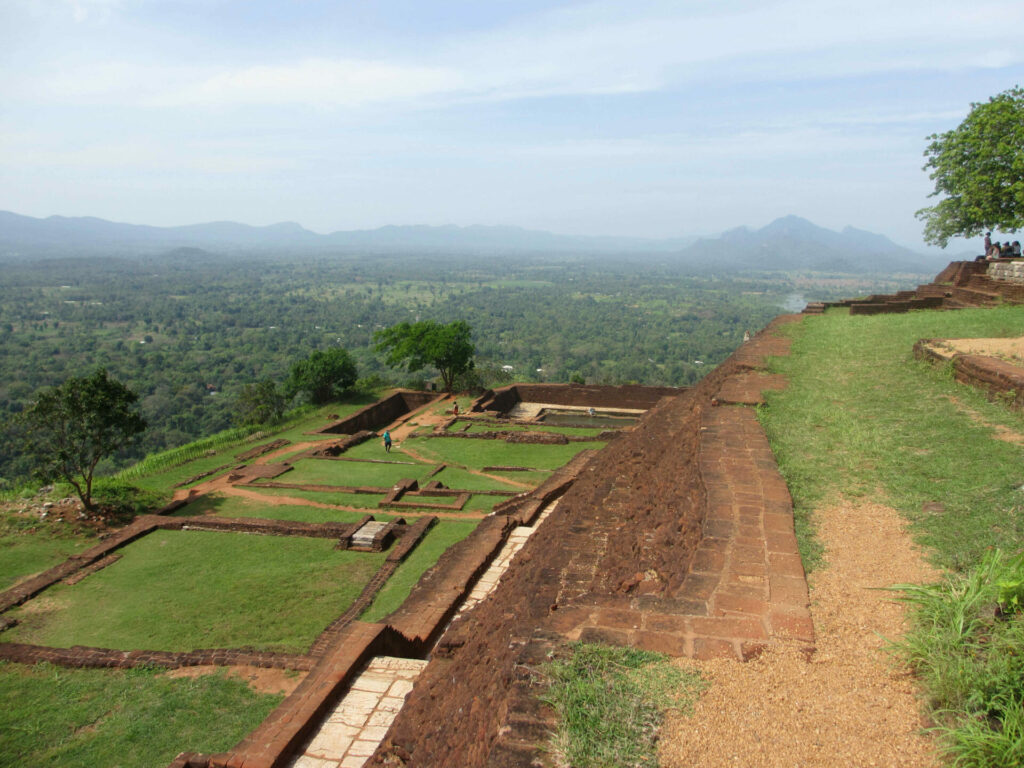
left=0, top=662, right=281, bottom=768
left=4, top=530, right=385, bottom=653
left=2, top=254, right=880, bottom=486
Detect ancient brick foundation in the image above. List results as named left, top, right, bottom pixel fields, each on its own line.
left=471, top=382, right=684, bottom=414
left=914, top=340, right=1024, bottom=410
left=316, top=391, right=442, bottom=434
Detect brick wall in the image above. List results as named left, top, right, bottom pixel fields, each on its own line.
left=317, top=391, right=441, bottom=434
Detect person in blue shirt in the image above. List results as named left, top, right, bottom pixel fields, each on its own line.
left=383, top=430, right=392, bottom=453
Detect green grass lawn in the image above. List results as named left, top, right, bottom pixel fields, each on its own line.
left=339, top=440, right=427, bottom=463
left=121, top=400, right=376, bottom=496
left=760, top=305, right=1024, bottom=572
left=758, top=304, right=1024, bottom=766
left=277, top=458, right=436, bottom=488
left=0, top=516, right=94, bottom=592
left=0, top=661, right=281, bottom=768
left=241, top=486, right=386, bottom=510
left=361, top=520, right=478, bottom=622
left=462, top=422, right=606, bottom=437
left=542, top=643, right=706, bottom=768
left=430, top=466, right=523, bottom=491
left=408, top=438, right=604, bottom=471
left=462, top=494, right=509, bottom=513
left=3, top=530, right=386, bottom=654
left=126, top=451, right=237, bottom=496
left=173, top=492, right=377, bottom=523
left=486, top=469, right=553, bottom=487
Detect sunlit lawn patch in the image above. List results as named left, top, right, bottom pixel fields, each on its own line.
left=759, top=304, right=1024, bottom=768
left=361, top=520, right=477, bottom=622
left=0, top=661, right=281, bottom=768
left=3, top=530, right=385, bottom=654
left=279, top=458, right=435, bottom=488
left=542, top=643, right=705, bottom=768
left=408, top=438, right=604, bottom=471
left=430, top=466, right=522, bottom=491
left=0, top=519, right=93, bottom=592
left=760, top=305, right=1024, bottom=572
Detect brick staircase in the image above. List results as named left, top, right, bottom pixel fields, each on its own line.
left=803, top=259, right=1024, bottom=315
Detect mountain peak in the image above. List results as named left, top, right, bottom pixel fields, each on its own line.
left=759, top=215, right=821, bottom=234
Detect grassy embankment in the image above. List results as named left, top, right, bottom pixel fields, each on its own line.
left=759, top=305, right=1024, bottom=766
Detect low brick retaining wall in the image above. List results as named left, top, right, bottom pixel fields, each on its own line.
left=915, top=340, right=1024, bottom=410
left=472, top=382, right=683, bottom=414
left=235, top=439, right=291, bottom=461
left=316, top=391, right=441, bottom=435
left=0, top=642, right=314, bottom=672
left=368, top=316, right=811, bottom=768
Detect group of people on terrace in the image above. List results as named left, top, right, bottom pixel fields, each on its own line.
left=983, top=232, right=1022, bottom=259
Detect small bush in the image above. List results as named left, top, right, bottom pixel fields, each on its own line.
left=92, top=479, right=165, bottom=520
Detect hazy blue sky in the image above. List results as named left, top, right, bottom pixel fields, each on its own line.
left=2, top=0, right=1022, bottom=249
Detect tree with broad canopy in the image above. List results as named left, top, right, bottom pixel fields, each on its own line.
left=916, top=86, right=1024, bottom=247
left=283, top=347, right=358, bottom=405
left=18, top=368, right=146, bottom=512
left=374, top=320, right=475, bottom=393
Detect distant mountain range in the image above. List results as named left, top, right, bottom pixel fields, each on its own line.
left=0, top=209, right=951, bottom=272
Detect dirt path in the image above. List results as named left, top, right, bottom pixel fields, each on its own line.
left=939, top=335, right=1024, bottom=364
left=660, top=500, right=941, bottom=767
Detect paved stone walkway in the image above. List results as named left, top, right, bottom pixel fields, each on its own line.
left=288, top=656, right=428, bottom=768
left=455, top=501, right=558, bottom=621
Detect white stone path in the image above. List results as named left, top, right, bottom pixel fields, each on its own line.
left=289, top=500, right=559, bottom=768
left=454, top=501, right=556, bottom=620
left=288, top=656, right=428, bottom=768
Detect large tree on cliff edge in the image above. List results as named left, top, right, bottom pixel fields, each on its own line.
left=18, top=368, right=146, bottom=512
left=374, top=320, right=475, bottom=392
left=916, top=86, right=1024, bottom=247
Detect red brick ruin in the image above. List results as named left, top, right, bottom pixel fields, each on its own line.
left=2, top=258, right=1020, bottom=768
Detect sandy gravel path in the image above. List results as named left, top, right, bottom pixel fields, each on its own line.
left=660, top=500, right=941, bottom=767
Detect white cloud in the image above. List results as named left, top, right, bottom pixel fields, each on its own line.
left=146, top=57, right=465, bottom=108
left=9, top=0, right=1024, bottom=110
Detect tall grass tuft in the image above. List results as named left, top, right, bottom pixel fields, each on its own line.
left=890, top=550, right=1024, bottom=767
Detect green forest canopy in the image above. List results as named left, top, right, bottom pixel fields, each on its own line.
left=0, top=250, right=914, bottom=485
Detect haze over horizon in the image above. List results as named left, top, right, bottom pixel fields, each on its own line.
left=3, top=0, right=1023, bottom=252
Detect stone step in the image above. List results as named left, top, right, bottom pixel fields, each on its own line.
left=350, top=520, right=390, bottom=548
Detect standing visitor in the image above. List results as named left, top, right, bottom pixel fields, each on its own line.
left=383, top=430, right=392, bottom=453
left=984, top=231, right=992, bottom=255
